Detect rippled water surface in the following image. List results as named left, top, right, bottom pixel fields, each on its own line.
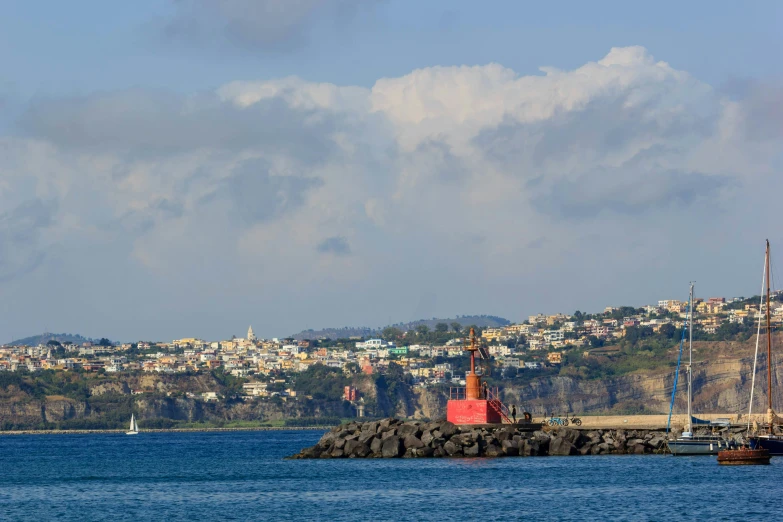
left=0, top=430, right=779, bottom=521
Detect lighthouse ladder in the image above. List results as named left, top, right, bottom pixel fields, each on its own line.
left=485, top=387, right=512, bottom=424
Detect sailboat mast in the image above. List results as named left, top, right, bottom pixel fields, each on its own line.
left=766, top=240, right=773, bottom=416
left=687, top=283, right=693, bottom=432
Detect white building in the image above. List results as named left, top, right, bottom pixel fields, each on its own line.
left=543, top=330, right=565, bottom=343
left=355, top=339, right=396, bottom=350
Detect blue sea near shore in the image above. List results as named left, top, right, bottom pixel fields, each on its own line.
left=0, top=430, right=779, bottom=521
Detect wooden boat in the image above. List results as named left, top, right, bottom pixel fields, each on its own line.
left=717, top=447, right=770, bottom=465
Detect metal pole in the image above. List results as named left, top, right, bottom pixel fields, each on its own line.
left=687, top=283, right=693, bottom=433
left=767, top=240, right=773, bottom=418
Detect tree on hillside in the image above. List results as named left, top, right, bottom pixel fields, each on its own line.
left=435, top=323, right=449, bottom=334
left=416, top=325, right=430, bottom=339
left=587, top=335, right=605, bottom=348
left=658, top=323, right=678, bottom=339
left=46, top=340, right=62, bottom=347
left=381, top=327, right=403, bottom=342
left=293, top=364, right=347, bottom=401
left=450, top=322, right=462, bottom=334
left=716, top=321, right=742, bottom=338
left=97, top=338, right=112, bottom=347
left=624, top=326, right=654, bottom=346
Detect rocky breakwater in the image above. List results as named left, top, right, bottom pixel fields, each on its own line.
left=288, top=418, right=669, bottom=459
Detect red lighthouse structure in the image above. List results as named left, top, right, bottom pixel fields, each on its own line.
left=446, top=328, right=511, bottom=425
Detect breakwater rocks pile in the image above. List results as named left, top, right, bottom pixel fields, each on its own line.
left=288, top=418, right=670, bottom=459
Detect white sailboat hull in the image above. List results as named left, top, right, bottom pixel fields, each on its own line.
left=668, top=437, right=734, bottom=455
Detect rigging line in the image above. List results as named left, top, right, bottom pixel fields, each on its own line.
left=771, top=248, right=779, bottom=411
left=748, top=252, right=768, bottom=431
left=666, top=291, right=690, bottom=434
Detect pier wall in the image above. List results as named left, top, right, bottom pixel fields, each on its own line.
left=288, top=418, right=749, bottom=459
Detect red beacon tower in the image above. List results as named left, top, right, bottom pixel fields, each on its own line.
left=446, top=328, right=511, bottom=425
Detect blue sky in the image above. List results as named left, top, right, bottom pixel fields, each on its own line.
left=0, top=1, right=781, bottom=342
left=2, top=1, right=780, bottom=95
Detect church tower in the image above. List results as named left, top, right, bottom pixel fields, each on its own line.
left=247, top=325, right=256, bottom=341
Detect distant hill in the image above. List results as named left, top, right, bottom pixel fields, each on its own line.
left=290, top=315, right=510, bottom=340
left=7, top=332, right=97, bottom=347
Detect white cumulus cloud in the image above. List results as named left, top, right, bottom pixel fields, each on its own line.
left=1, top=47, right=781, bottom=340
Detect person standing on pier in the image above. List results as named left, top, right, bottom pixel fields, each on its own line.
left=511, top=405, right=517, bottom=424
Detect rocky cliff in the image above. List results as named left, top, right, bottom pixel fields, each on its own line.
left=2, top=337, right=782, bottom=430
left=0, top=372, right=351, bottom=430
left=389, top=340, right=783, bottom=419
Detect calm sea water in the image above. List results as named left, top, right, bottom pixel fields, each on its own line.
left=0, top=430, right=778, bottom=521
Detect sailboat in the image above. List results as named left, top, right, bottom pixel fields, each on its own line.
left=667, top=283, right=734, bottom=455
left=126, top=413, right=139, bottom=435
left=748, top=240, right=783, bottom=454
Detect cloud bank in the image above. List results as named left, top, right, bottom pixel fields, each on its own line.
left=2, top=47, right=781, bottom=340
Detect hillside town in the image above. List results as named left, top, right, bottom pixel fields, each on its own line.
left=1, top=293, right=780, bottom=399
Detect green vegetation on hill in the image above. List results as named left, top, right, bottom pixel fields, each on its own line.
left=293, top=365, right=348, bottom=401
left=0, top=370, right=93, bottom=401
left=8, top=332, right=99, bottom=347
left=291, top=315, right=510, bottom=340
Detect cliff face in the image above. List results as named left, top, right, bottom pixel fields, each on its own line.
left=0, top=372, right=349, bottom=430
left=395, top=354, right=783, bottom=419
left=3, top=338, right=783, bottom=429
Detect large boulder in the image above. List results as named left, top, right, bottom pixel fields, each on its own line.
left=379, top=418, right=396, bottom=429
left=520, top=439, right=538, bottom=456
left=361, top=421, right=379, bottom=434
left=549, top=436, right=577, bottom=456
left=435, top=422, right=457, bottom=438
left=444, top=440, right=462, bottom=456
left=417, top=447, right=435, bottom=458
left=501, top=439, right=519, bottom=456
left=353, top=444, right=371, bottom=458
left=381, top=436, right=404, bottom=458
left=485, top=444, right=503, bottom=458
left=358, top=432, right=376, bottom=445
left=585, top=431, right=602, bottom=443
left=344, top=440, right=360, bottom=455
left=317, top=431, right=337, bottom=447
left=450, top=434, right=471, bottom=447
left=557, top=428, right=583, bottom=446
left=398, top=424, right=422, bottom=438
left=404, top=435, right=425, bottom=449
left=646, top=435, right=665, bottom=450
left=595, top=442, right=615, bottom=454
left=464, top=443, right=480, bottom=457
left=430, top=437, right=446, bottom=450
left=370, top=437, right=384, bottom=454
left=629, top=443, right=646, bottom=454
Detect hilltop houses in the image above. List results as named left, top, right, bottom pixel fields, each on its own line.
left=2, top=294, right=781, bottom=393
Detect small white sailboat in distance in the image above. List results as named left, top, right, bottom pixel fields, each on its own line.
left=126, top=414, right=139, bottom=435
